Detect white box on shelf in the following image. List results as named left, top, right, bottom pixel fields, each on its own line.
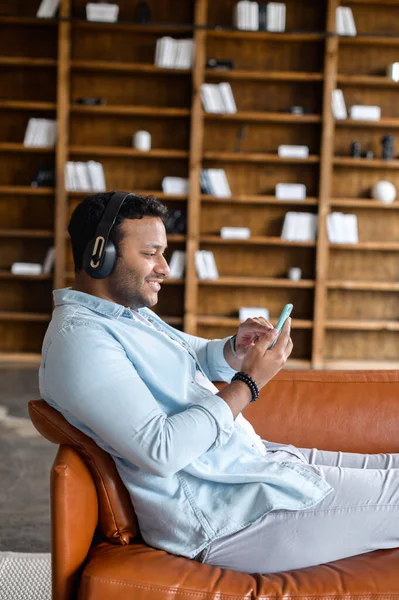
left=278, top=145, right=309, bottom=159
left=86, top=3, right=119, bottom=22
left=239, top=307, right=270, bottom=322
left=350, top=105, right=381, bottom=121
left=276, top=183, right=306, bottom=201
left=220, top=227, right=251, bottom=239
left=37, top=0, right=61, bottom=18
left=42, top=247, right=56, bottom=274
left=11, top=262, right=42, bottom=275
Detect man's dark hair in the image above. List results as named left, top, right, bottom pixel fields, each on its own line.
left=68, top=191, right=169, bottom=273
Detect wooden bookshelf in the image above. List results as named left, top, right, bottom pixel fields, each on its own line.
left=1, top=0, right=398, bottom=369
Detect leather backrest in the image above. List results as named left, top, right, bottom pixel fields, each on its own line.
left=51, top=446, right=98, bottom=600
left=29, top=400, right=137, bottom=545
left=244, top=370, right=399, bottom=453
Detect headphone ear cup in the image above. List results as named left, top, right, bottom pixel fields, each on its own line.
left=83, top=239, right=117, bottom=279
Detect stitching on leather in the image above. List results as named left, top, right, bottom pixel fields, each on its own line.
left=80, top=576, right=399, bottom=600
left=31, top=404, right=125, bottom=540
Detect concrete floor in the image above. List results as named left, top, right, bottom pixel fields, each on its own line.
left=0, top=367, right=56, bottom=552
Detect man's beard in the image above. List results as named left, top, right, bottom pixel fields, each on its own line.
left=109, top=259, right=155, bottom=309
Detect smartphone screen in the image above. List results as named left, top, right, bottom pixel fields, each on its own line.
left=267, top=303, right=293, bottom=349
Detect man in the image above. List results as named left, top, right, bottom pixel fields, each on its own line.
left=40, top=191, right=399, bottom=574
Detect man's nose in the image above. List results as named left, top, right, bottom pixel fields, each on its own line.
left=156, top=254, right=170, bottom=276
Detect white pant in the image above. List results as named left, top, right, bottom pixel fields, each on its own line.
left=200, top=446, right=399, bottom=574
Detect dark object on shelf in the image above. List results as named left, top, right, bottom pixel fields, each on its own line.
left=350, top=141, right=361, bottom=158
left=165, top=210, right=187, bottom=235
left=381, top=134, right=394, bottom=160
left=31, top=164, right=56, bottom=188
left=364, top=149, right=374, bottom=160
left=75, top=97, right=106, bottom=105
left=207, top=58, right=235, bottom=70
left=135, top=0, right=151, bottom=23
left=284, top=106, right=307, bottom=115
left=235, top=124, right=248, bottom=152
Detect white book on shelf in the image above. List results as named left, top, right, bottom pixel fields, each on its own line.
left=250, top=1, right=259, bottom=30
left=200, top=84, right=212, bottom=113
left=94, top=161, right=107, bottom=191
left=209, top=84, right=225, bottom=113
left=217, top=168, right=232, bottom=197
left=343, top=7, right=357, bottom=36
left=31, top=119, right=43, bottom=146
left=64, top=162, right=75, bottom=191
left=202, top=250, right=219, bottom=279
left=23, top=118, right=36, bottom=146
left=168, top=250, right=186, bottom=279
left=218, top=82, right=237, bottom=114
left=234, top=1, right=245, bottom=29
left=239, top=307, right=270, bottom=322
left=331, top=89, right=347, bottom=119
left=42, top=246, right=55, bottom=274
left=37, top=0, right=61, bottom=18
left=280, top=2, right=286, bottom=31
left=158, top=37, right=174, bottom=68
left=76, top=162, right=91, bottom=190
left=155, top=37, right=164, bottom=66
left=335, top=7, right=346, bottom=34
left=195, top=250, right=209, bottom=279
left=344, top=213, right=358, bottom=244
left=176, top=39, right=194, bottom=69
left=244, top=1, right=252, bottom=30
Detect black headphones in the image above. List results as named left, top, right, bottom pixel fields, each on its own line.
left=82, top=191, right=135, bottom=279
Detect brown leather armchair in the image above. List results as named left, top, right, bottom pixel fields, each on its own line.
left=29, top=370, right=399, bottom=600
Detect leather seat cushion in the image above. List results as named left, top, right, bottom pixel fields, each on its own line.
left=79, top=542, right=399, bottom=600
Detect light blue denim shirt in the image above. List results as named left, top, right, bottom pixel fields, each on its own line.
left=39, top=288, right=332, bottom=559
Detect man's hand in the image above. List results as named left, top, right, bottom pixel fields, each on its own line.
left=234, top=317, right=275, bottom=360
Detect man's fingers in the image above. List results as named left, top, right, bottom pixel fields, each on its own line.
left=273, top=318, right=291, bottom=350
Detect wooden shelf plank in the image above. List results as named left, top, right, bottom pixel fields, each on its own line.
left=0, top=352, right=42, bottom=364
left=201, top=194, right=318, bottom=205
left=206, top=316, right=311, bottom=328
left=330, top=198, right=399, bottom=209
left=68, top=190, right=187, bottom=201
left=0, top=270, right=52, bottom=280
left=201, top=235, right=316, bottom=247
left=196, top=315, right=313, bottom=328
left=0, top=16, right=58, bottom=26
left=0, top=57, right=57, bottom=67
left=330, top=241, right=399, bottom=251
left=0, top=142, right=54, bottom=153
left=206, top=69, right=323, bottom=82
left=334, top=157, right=399, bottom=169
left=206, top=30, right=324, bottom=42
left=339, top=35, right=399, bottom=46
left=336, top=117, right=399, bottom=129
left=0, top=185, right=54, bottom=195
left=205, top=111, right=321, bottom=124
left=0, top=228, right=53, bottom=238
left=70, top=104, right=190, bottom=118
left=325, top=320, right=399, bottom=331
left=203, top=151, right=319, bottom=164
left=0, top=311, right=51, bottom=322
left=0, top=100, right=56, bottom=111
left=346, top=0, right=399, bottom=4
left=71, top=60, right=191, bottom=75
left=69, top=145, right=188, bottom=159
left=324, top=359, right=399, bottom=370
left=337, top=74, right=399, bottom=87
left=198, top=276, right=315, bottom=288
left=157, top=315, right=184, bottom=325
left=327, top=280, right=399, bottom=291
left=71, top=20, right=193, bottom=34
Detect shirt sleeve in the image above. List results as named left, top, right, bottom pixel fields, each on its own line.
left=177, top=331, right=237, bottom=383
left=41, top=324, right=234, bottom=478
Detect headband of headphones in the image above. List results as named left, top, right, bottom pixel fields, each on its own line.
left=88, top=191, right=134, bottom=272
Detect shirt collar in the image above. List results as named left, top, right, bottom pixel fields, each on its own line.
left=53, top=287, right=139, bottom=319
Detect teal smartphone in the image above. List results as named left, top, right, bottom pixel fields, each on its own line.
left=267, top=303, right=293, bottom=349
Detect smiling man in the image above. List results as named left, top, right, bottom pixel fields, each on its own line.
left=39, top=191, right=399, bottom=575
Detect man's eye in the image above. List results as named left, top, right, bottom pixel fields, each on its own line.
left=145, top=253, right=156, bottom=257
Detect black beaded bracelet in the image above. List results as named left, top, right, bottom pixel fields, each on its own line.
left=231, top=371, right=259, bottom=403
